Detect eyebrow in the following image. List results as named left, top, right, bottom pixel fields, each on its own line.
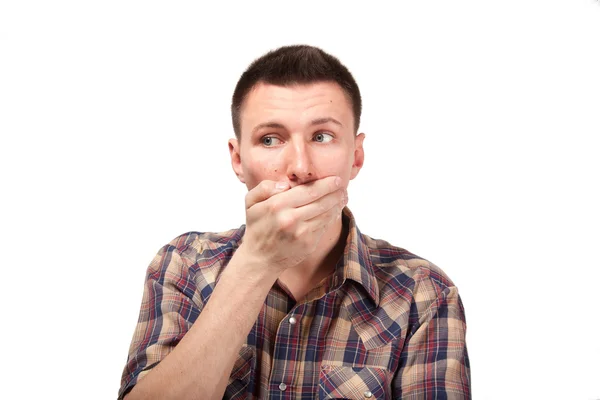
left=251, top=117, right=343, bottom=135
left=310, top=117, right=343, bottom=127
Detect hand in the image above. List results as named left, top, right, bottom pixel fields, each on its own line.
left=241, top=176, right=347, bottom=273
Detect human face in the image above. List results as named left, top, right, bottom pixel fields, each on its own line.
left=229, top=81, right=365, bottom=191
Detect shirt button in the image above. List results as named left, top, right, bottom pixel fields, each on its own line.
left=279, top=382, right=287, bottom=391
left=289, top=317, right=297, bottom=325
left=364, top=390, right=373, bottom=398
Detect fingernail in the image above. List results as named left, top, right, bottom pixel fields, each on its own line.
left=335, top=177, right=341, bottom=187
left=276, top=181, right=288, bottom=190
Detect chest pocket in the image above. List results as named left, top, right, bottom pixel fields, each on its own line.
left=224, top=345, right=254, bottom=400
left=319, top=365, right=391, bottom=400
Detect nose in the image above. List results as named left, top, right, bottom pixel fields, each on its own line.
left=285, top=139, right=314, bottom=184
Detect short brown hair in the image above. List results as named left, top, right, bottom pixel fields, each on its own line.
left=231, top=45, right=362, bottom=139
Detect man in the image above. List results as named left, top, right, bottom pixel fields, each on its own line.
left=118, top=45, right=470, bottom=399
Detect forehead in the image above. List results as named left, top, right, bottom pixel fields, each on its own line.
left=240, top=81, right=353, bottom=132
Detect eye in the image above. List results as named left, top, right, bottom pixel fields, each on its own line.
left=314, top=132, right=334, bottom=143
left=261, top=136, right=282, bottom=147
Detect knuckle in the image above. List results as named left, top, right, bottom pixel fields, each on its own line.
left=259, top=180, right=272, bottom=191
left=257, top=180, right=271, bottom=196
left=293, top=228, right=304, bottom=241
left=277, top=212, right=296, bottom=230
left=330, top=176, right=341, bottom=190
left=298, top=225, right=311, bottom=238
left=244, top=192, right=253, bottom=208
left=267, top=199, right=281, bottom=214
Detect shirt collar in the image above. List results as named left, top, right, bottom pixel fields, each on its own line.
left=335, top=206, right=380, bottom=307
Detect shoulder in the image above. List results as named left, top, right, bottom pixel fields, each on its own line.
left=148, top=226, right=246, bottom=276
left=361, top=233, right=456, bottom=296
left=142, top=226, right=246, bottom=305
left=167, top=227, right=245, bottom=261
left=361, top=233, right=466, bottom=331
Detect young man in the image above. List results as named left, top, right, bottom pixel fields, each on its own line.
left=119, top=45, right=470, bottom=399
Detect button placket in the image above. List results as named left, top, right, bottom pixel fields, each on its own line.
left=270, top=308, right=303, bottom=396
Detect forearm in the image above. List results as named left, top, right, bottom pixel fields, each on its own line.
left=125, top=244, right=278, bottom=400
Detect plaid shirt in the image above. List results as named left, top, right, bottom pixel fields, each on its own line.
left=119, top=208, right=470, bottom=399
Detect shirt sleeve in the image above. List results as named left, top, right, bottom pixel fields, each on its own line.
left=392, top=280, right=471, bottom=399
left=117, top=243, right=202, bottom=399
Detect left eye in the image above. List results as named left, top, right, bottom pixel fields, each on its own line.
left=314, top=132, right=334, bottom=143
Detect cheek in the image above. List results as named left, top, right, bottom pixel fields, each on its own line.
left=242, top=158, right=283, bottom=185
left=260, top=151, right=290, bottom=178
left=317, top=151, right=353, bottom=177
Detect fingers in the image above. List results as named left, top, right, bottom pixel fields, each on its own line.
left=245, top=180, right=290, bottom=209
left=245, top=176, right=341, bottom=211
left=293, top=186, right=347, bottom=222
left=298, top=196, right=344, bottom=238
left=273, top=176, right=342, bottom=209
left=271, top=184, right=346, bottom=239
left=304, top=206, right=341, bottom=234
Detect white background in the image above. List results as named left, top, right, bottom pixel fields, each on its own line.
left=1, top=1, right=599, bottom=399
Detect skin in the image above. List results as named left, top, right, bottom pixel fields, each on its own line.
left=125, top=81, right=365, bottom=400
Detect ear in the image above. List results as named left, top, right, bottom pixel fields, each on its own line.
left=350, top=133, right=365, bottom=180
left=228, top=138, right=246, bottom=183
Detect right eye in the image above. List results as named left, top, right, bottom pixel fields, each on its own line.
left=262, top=136, right=282, bottom=147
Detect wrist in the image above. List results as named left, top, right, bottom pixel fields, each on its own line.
left=226, top=242, right=281, bottom=286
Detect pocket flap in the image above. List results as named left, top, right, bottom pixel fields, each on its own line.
left=319, top=365, right=390, bottom=399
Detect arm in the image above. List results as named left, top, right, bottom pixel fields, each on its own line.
left=393, top=284, right=471, bottom=399
left=120, top=177, right=345, bottom=400
left=124, top=243, right=278, bottom=400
